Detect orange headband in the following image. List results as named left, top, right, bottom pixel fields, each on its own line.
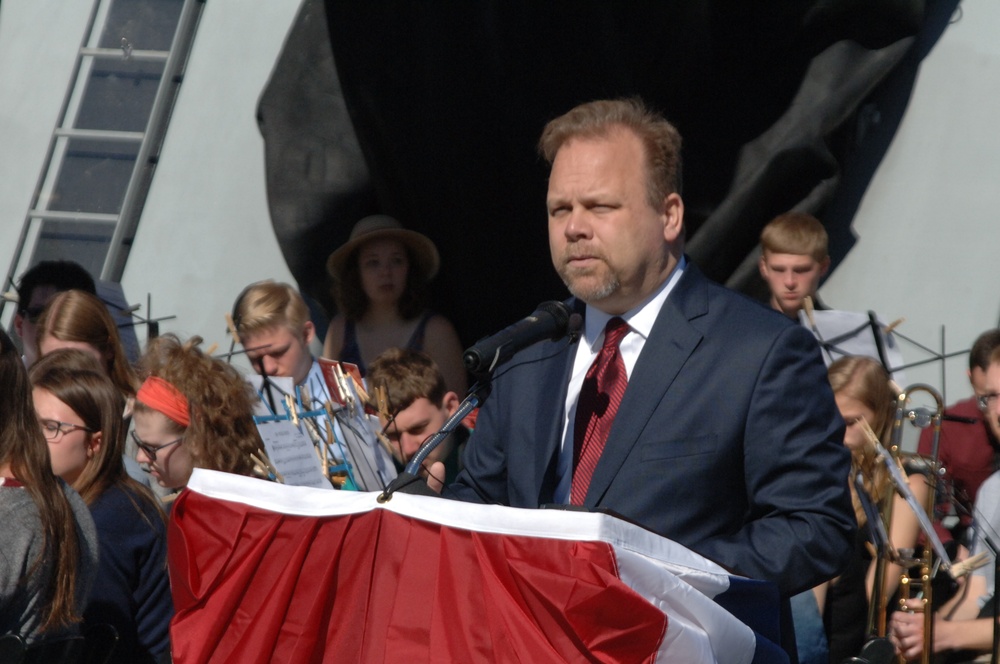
left=137, top=376, right=190, bottom=427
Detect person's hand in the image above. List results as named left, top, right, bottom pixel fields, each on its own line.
left=423, top=461, right=446, bottom=494
left=889, top=599, right=928, bottom=661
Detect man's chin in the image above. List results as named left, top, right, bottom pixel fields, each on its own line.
left=560, top=272, right=619, bottom=304
left=779, top=299, right=804, bottom=316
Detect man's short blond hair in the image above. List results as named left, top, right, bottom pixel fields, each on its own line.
left=760, top=212, right=829, bottom=262
left=232, top=281, right=310, bottom=338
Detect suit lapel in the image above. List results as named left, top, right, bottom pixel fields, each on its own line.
left=583, top=265, right=709, bottom=506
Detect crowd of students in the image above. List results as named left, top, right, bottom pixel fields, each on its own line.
left=2, top=187, right=998, bottom=662
left=0, top=215, right=471, bottom=661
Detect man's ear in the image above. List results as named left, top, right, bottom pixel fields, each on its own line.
left=442, top=391, right=461, bottom=416
left=13, top=313, right=24, bottom=339
left=819, top=256, right=831, bottom=278
left=662, top=193, right=684, bottom=243
left=302, top=321, right=316, bottom=345
left=758, top=254, right=769, bottom=279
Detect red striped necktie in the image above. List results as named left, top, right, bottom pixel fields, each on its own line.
left=571, top=317, right=630, bottom=505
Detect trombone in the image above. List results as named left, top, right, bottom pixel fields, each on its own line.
left=861, top=384, right=945, bottom=664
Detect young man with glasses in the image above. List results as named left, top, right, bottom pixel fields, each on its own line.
left=891, top=344, right=1000, bottom=660
left=918, top=328, right=1000, bottom=544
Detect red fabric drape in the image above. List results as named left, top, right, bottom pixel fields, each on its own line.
left=169, top=489, right=667, bottom=663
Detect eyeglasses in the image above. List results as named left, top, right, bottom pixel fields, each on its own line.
left=19, top=306, right=46, bottom=324
left=40, top=419, right=94, bottom=441
left=131, top=431, right=183, bottom=460
left=977, top=393, right=1000, bottom=410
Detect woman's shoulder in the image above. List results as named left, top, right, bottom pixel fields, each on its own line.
left=422, top=312, right=459, bottom=335
left=323, top=315, right=349, bottom=358
left=61, top=481, right=100, bottom=574
left=90, top=483, right=166, bottom=535
left=0, top=484, right=40, bottom=535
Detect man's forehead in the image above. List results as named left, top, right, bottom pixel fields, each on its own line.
left=762, top=252, right=819, bottom=268
left=242, top=325, right=303, bottom=352
left=985, top=362, right=1000, bottom=390
left=389, top=397, right=446, bottom=426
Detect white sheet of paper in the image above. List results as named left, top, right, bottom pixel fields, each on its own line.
left=247, top=375, right=332, bottom=489
left=255, top=419, right=331, bottom=489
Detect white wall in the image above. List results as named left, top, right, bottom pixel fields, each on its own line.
left=0, top=1, right=94, bottom=309
left=822, top=0, right=1000, bottom=405
left=121, top=0, right=303, bottom=364
left=0, top=0, right=303, bottom=375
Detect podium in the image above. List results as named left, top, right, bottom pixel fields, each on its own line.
left=168, top=470, right=787, bottom=663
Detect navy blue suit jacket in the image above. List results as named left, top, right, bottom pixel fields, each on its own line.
left=451, top=262, right=855, bottom=595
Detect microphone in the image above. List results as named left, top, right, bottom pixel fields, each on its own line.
left=463, top=301, right=577, bottom=375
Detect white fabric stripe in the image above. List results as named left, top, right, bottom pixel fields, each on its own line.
left=615, top=548, right=756, bottom=664
left=187, top=469, right=732, bottom=586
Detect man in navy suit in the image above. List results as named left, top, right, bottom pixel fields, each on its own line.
left=449, top=98, right=854, bottom=598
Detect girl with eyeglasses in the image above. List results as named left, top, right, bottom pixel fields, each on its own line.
left=0, top=329, right=99, bottom=644
left=29, top=349, right=172, bottom=664
left=32, top=289, right=161, bottom=492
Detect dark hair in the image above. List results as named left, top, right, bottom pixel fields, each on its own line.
left=16, top=261, right=96, bottom=314
left=29, top=350, right=163, bottom=526
left=367, top=348, right=447, bottom=413
left=0, top=329, right=82, bottom=632
left=538, top=97, right=683, bottom=207
left=332, top=241, right=428, bottom=321
left=970, top=329, right=1000, bottom=372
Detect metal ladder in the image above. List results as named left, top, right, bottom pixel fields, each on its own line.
left=1, top=0, right=202, bottom=317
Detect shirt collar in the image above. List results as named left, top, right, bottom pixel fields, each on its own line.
left=582, top=255, right=687, bottom=351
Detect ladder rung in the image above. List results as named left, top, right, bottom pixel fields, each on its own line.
left=28, top=210, right=119, bottom=223
left=79, top=47, right=169, bottom=62
left=55, top=128, right=144, bottom=142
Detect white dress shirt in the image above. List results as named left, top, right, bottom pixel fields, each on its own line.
left=553, top=256, right=687, bottom=503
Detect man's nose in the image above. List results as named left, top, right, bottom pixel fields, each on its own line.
left=564, top=210, right=592, bottom=240
left=261, top=356, right=280, bottom=376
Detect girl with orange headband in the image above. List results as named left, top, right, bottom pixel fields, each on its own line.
left=132, top=334, right=270, bottom=491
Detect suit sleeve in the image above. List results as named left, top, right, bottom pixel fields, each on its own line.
left=694, top=323, right=856, bottom=595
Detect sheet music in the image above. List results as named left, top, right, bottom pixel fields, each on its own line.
left=256, top=419, right=331, bottom=489
left=248, top=374, right=332, bottom=489
left=798, top=309, right=906, bottom=383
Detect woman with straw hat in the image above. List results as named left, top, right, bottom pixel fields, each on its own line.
left=323, top=215, right=466, bottom=395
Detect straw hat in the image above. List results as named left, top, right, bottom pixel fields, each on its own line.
left=326, top=215, right=440, bottom=283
